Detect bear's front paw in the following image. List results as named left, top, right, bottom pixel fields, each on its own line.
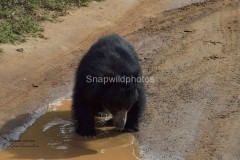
left=124, top=125, right=139, bottom=132
left=76, top=128, right=96, bottom=137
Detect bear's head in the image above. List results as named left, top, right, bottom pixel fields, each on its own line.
left=101, top=81, right=138, bottom=130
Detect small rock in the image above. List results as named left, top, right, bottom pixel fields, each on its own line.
left=16, top=48, right=24, bottom=52
left=184, top=30, right=193, bottom=32
left=38, top=34, right=48, bottom=40
left=32, top=84, right=39, bottom=87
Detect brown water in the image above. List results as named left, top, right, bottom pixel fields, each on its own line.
left=0, top=99, right=139, bottom=160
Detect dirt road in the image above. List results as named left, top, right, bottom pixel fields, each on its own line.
left=129, top=0, right=240, bottom=159
left=0, top=0, right=239, bottom=159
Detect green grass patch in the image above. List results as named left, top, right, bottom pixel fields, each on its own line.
left=0, top=0, right=103, bottom=44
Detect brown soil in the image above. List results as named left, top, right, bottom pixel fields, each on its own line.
left=0, top=0, right=239, bottom=159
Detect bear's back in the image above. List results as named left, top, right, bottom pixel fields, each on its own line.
left=78, top=34, right=140, bottom=77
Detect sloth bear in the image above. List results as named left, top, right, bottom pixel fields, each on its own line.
left=72, top=34, right=145, bottom=136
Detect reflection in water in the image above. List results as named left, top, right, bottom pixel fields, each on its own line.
left=0, top=99, right=140, bottom=160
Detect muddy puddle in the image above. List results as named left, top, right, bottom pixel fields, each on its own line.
left=0, top=99, right=139, bottom=160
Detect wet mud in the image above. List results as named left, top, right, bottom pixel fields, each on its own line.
left=0, top=99, right=139, bottom=160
